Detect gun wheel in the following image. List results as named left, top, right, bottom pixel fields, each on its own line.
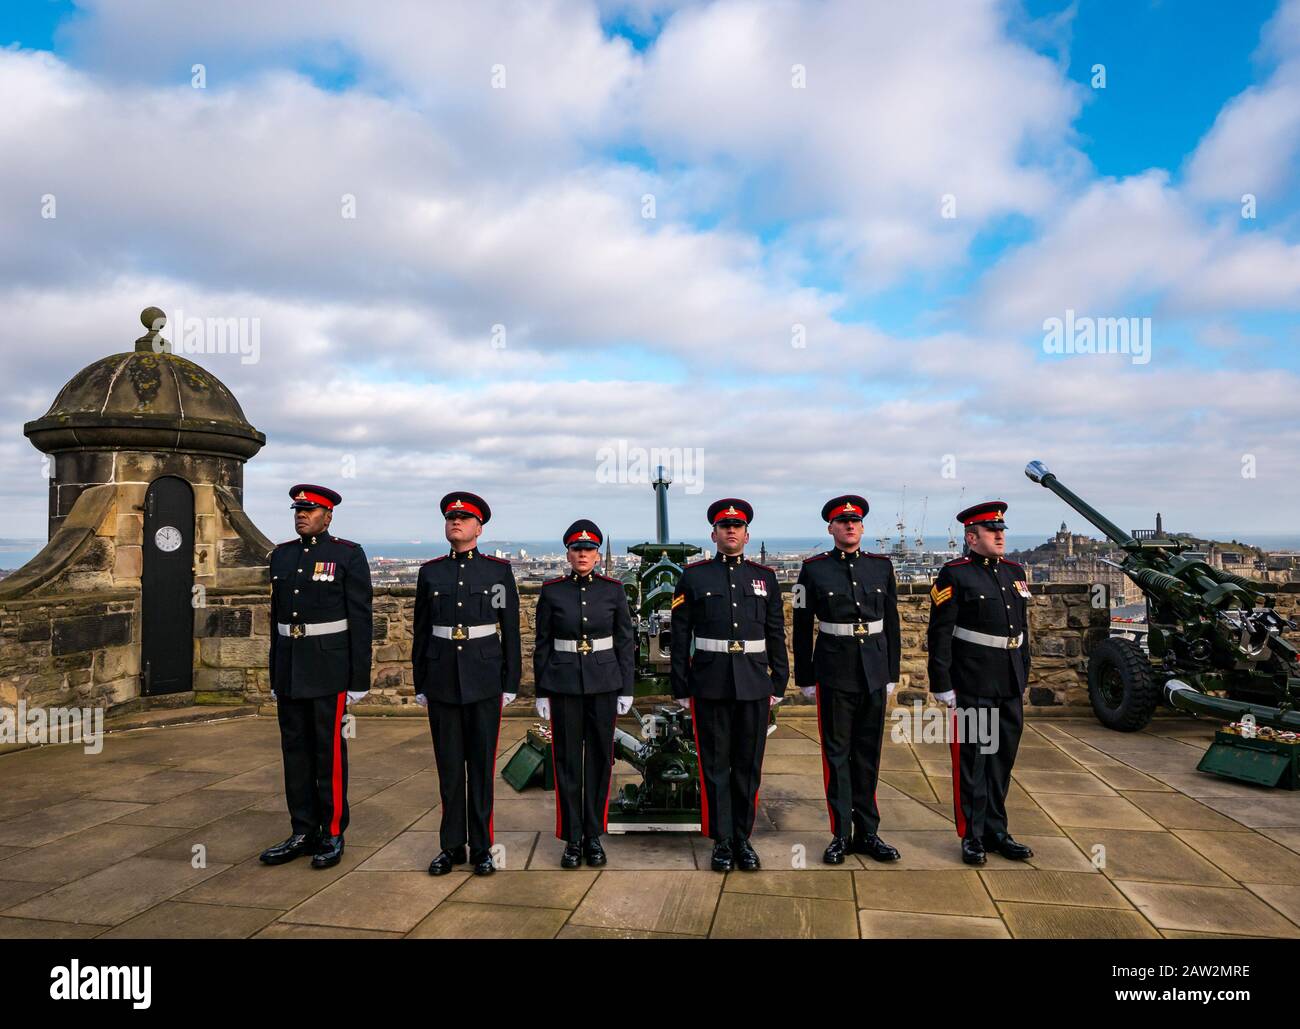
left=1087, top=637, right=1159, bottom=731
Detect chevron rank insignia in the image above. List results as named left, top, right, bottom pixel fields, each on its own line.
left=671, top=592, right=686, bottom=609
left=930, top=584, right=953, bottom=607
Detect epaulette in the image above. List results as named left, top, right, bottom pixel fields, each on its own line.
left=864, top=552, right=891, bottom=560
left=482, top=553, right=511, bottom=564
left=421, top=555, right=448, bottom=567
left=542, top=575, right=566, bottom=586
left=945, top=557, right=971, bottom=566
left=333, top=537, right=359, bottom=548
left=744, top=559, right=775, bottom=572
left=595, top=573, right=622, bottom=584
left=684, top=559, right=710, bottom=568
left=802, top=552, right=830, bottom=564
left=276, top=539, right=298, bottom=548
left=1000, top=558, right=1023, bottom=567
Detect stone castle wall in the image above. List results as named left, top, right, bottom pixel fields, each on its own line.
left=6, top=580, right=1300, bottom=716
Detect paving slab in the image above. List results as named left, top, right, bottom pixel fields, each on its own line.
left=1062, top=828, right=1236, bottom=886
left=5, top=856, right=229, bottom=926
left=178, top=846, right=377, bottom=909
left=1119, top=791, right=1248, bottom=831
left=280, top=870, right=467, bottom=933
left=980, top=869, right=1133, bottom=909
left=998, top=902, right=1159, bottom=939
left=448, top=869, right=597, bottom=909
left=568, top=871, right=722, bottom=935
left=710, top=892, right=858, bottom=938
left=1114, top=880, right=1300, bottom=937
left=100, top=901, right=281, bottom=939
left=853, top=869, right=997, bottom=917
left=858, top=909, right=1009, bottom=938
left=1031, top=794, right=1163, bottom=831
left=0, top=798, right=150, bottom=847
left=1172, top=829, right=1300, bottom=886
left=0, top=823, right=186, bottom=885
left=408, top=901, right=569, bottom=938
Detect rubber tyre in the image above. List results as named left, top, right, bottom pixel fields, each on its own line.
left=1087, top=636, right=1159, bottom=731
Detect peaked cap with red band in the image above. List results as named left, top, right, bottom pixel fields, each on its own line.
left=821, top=494, right=869, bottom=522
left=440, top=491, right=491, bottom=524
left=289, top=484, right=342, bottom=510
left=707, top=498, right=753, bottom=526
left=563, top=518, right=603, bottom=550
left=957, top=500, right=1008, bottom=531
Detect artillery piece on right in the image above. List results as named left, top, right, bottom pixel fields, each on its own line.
left=1025, top=461, right=1300, bottom=787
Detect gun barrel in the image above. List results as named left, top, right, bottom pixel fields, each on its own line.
left=652, top=465, right=671, bottom=545
left=1164, top=679, right=1300, bottom=731
left=1025, top=461, right=1136, bottom=549
left=613, top=727, right=647, bottom=771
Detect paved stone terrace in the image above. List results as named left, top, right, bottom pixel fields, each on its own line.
left=1, top=711, right=1299, bottom=939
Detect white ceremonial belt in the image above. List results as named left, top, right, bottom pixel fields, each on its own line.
left=554, top=636, right=614, bottom=653
left=278, top=619, right=347, bottom=639
left=695, top=637, right=766, bottom=654
left=819, top=620, right=884, bottom=637
left=432, top=624, right=498, bottom=640
left=953, top=626, right=1023, bottom=650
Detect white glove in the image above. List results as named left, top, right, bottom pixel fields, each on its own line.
left=769, top=694, right=783, bottom=707
left=617, top=696, right=633, bottom=715
left=502, top=692, right=516, bottom=709
left=415, top=692, right=428, bottom=708
left=935, top=690, right=957, bottom=709
left=886, top=682, right=896, bottom=697
left=535, top=697, right=551, bottom=719
left=800, top=685, right=817, bottom=699
left=346, top=691, right=367, bottom=705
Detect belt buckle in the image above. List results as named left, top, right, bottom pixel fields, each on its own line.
left=1006, top=636, right=1018, bottom=649
left=290, top=623, right=306, bottom=639
left=728, top=640, right=743, bottom=654
left=451, top=624, right=467, bottom=641
left=853, top=622, right=867, bottom=636
left=578, top=638, right=592, bottom=655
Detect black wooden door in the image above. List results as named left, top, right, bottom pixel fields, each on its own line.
left=142, top=475, right=195, bottom=695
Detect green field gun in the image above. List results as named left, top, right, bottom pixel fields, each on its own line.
left=1026, top=460, right=1300, bottom=787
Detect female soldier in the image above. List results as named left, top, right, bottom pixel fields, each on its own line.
left=534, top=519, right=635, bottom=867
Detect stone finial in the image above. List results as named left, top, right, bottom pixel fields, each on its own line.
left=134, top=306, right=172, bottom=354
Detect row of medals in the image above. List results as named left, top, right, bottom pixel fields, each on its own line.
left=312, top=563, right=335, bottom=582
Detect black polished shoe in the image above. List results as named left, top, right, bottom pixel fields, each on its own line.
left=734, top=837, right=761, bottom=871
left=983, top=833, right=1034, bottom=861
left=311, top=834, right=345, bottom=869
left=583, top=836, right=608, bottom=867
left=471, top=850, right=496, bottom=875
left=852, top=832, right=901, bottom=863
left=961, top=837, right=987, bottom=866
left=710, top=838, right=734, bottom=872
left=561, top=841, right=583, bottom=869
left=259, top=832, right=320, bottom=865
left=427, top=846, right=469, bottom=876
left=823, top=836, right=848, bottom=865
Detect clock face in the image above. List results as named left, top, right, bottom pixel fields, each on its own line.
left=154, top=526, right=183, bottom=553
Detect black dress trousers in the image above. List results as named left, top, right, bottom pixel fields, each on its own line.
left=277, top=693, right=350, bottom=838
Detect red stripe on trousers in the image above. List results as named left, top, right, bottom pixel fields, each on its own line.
left=329, top=693, right=345, bottom=836
left=949, top=706, right=966, bottom=838
left=690, top=698, right=711, bottom=838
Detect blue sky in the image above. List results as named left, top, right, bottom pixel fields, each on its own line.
left=0, top=0, right=1297, bottom=545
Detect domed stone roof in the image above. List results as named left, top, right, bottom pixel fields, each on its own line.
left=24, top=307, right=266, bottom=460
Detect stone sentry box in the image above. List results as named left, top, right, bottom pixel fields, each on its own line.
left=0, top=307, right=274, bottom=713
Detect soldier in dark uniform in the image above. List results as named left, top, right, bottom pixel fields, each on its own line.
left=927, top=501, right=1034, bottom=866
left=793, top=495, right=902, bottom=865
left=670, top=498, right=788, bottom=872
left=534, top=519, right=635, bottom=868
left=413, top=492, right=521, bottom=876
left=260, top=485, right=373, bottom=870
